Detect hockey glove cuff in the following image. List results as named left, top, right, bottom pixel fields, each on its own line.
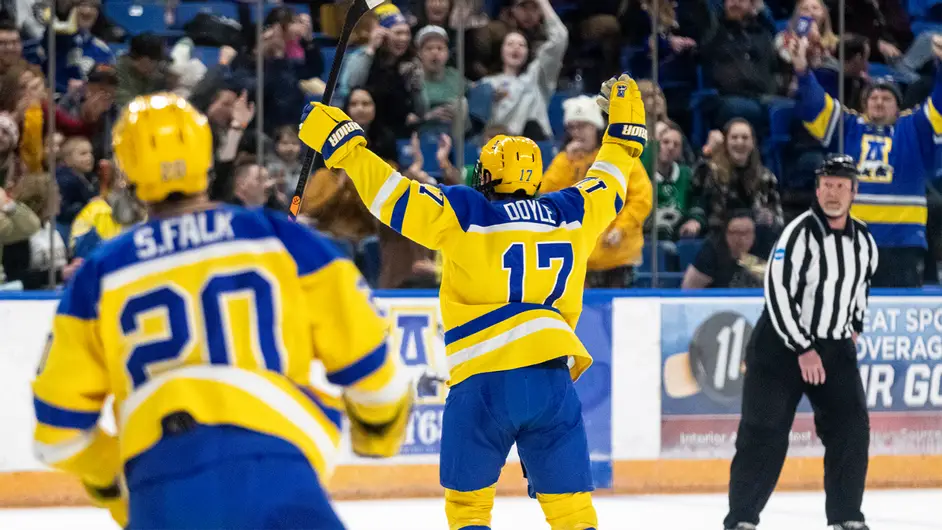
left=343, top=390, right=414, bottom=459
left=298, top=102, right=368, bottom=168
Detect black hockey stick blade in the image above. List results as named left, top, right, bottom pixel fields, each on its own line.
left=289, top=0, right=384, bottom=219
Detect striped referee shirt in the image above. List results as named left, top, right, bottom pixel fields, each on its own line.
left=765, top=202, right=879, bottom=352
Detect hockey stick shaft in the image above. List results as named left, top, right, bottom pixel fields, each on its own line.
left=289, top=0, right=382, bottom=219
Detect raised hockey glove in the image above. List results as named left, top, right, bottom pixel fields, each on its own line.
left=597, top=74, right=647, bottom=158
left=343, top=390, right=414, bottom=459
left=298, top=102, right=367, bottom=168
left=84, top=478, right=128, bottom=528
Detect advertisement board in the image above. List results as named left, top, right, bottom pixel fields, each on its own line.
left=659, top=296, right=942, bottom=459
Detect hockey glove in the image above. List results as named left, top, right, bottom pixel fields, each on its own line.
left=84, top=478, right=128, bottom=528
left=343, top=390, right=414, bottom=459
left=298, top=102, right=368, bottom=168
left=596, top=74, right=647, bottom=158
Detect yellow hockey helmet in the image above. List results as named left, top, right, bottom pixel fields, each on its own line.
left=470, top=135, right=543, bottom=197
left=112, top=92, right=213, bottom=203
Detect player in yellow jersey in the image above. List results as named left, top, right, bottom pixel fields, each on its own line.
left=32, top=93, right=413, bottom=530
left=298, top=74, right=646, bottom=530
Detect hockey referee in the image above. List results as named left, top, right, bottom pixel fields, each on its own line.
left=724, top=154, right=879, bottom=530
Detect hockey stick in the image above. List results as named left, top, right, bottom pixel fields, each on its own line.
left=289, top=0, right=385, bottom=219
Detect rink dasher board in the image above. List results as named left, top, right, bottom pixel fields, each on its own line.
left=0, top=289, right=940, bottom=506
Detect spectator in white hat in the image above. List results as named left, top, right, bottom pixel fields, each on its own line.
left=542, top=95, right=604, bottom=192
left=541, top=95, right=653, bottom=288
left=416, top=25, right=466, bottom=135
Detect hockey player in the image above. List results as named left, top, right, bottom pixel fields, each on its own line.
left=32, top=93, right=413, bottom=530
left=298, top=74, right=647, bottom=530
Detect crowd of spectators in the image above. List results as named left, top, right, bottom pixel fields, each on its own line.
left=0, top=0, right=941, bottom=292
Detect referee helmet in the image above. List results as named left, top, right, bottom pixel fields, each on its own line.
left=816, top=153, right=859, bottom=183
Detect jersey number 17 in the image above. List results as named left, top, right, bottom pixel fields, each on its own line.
left=502, top=242, right=574, bottom=307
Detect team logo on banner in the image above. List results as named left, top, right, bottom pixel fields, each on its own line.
left=386, top=304, right=448, bottom=406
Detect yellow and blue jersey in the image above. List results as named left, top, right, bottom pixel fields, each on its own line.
left=336, top=143, right=636, bottom=386
left=33, top=205, right=409, bottom=491
left=70, top=197, right=127, bottom=259
left=796, top=70, right=942, bottom=249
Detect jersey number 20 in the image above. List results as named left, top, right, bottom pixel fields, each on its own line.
left=502, top=242, right=574, bottom=306
left=120, top=270, right=282, bottom=389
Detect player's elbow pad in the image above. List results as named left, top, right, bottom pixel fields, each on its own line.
left=344, top=390, right=414, bottom=459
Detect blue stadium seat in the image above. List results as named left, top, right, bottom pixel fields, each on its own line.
left=110, top=42, right=129, bottom=57
left=192, top=46, right=220, bottom=67
left=325, top=235, right=355, bottom=259
left=548, top=91, right=567, bottom=139
left=356, top=236, right=381, bottom=288
left=394, top=135, right=443, bottom=174
left=396, top=138, right=414, bottom=168
left=536, top=141, right=556, bottom=170
left=463, top=141, right=480, bottom=167
left=321, top=46, right=337, bottom=79
left=620, top=45, right=646, bottom=75
left=763, top=100, right=795, bottom=177
left=689, top=66, right=718, bottom=149
left=910, top=3, right=942, bottom=24
left=867, top=62, right=911, bottom=84
left=637, top=240, right=675, bottom=274
left=175, top=2, right=239, bottom=26
left=633, top=272, right=684, bottom=288
left=908, top=0, right=930, bottom=18
left=105, top=2, right=169, bottom=36
left=676, top=239, right=704, bottom=272
left=912, top=20, right=942, bottom=35
left=257, top=3, right=311, bottom=20
left=421, top=135, right=440, bottom=173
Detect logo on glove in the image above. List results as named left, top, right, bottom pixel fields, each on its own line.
left=619, top=124, right=647, bottom=140
left=616, top=85, right=628, bottom=98
left=328, top=121, right=364, bottom=148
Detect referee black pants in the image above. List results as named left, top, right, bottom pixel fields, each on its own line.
left=725, top=315, right=870, bottom=528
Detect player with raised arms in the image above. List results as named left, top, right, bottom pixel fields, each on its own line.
left=31, top=93, right=413, bottom=529
left=298, top=73, right=647, bottom=530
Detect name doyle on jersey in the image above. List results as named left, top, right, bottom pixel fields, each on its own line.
left=504, top=200, right=556, bottom=225
left=134, top=210, right=236, bottom=259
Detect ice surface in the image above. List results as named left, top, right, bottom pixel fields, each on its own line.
left=1, top=490, right=938, bottom=529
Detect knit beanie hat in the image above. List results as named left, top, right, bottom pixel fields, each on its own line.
left=563, top=95, right=605, bottom=131
left=864, top=77, right=903, bottom=105
left=376, top=3, right=407, bottom=29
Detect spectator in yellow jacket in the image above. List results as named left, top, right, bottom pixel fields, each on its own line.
left=541, top=95, right=653, bottom=287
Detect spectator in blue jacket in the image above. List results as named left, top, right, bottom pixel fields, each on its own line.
left=31, top=0, right=115, bottom=94
left=54, top=136, right=96, bottom=228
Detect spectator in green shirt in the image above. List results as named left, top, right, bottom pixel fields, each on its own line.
left=416, top=25, right=466, bottom=136
left=653, top=121, right=694, bottom=241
